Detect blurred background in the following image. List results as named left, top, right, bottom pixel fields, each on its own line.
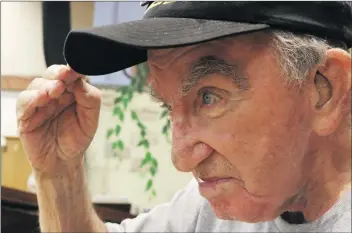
left=1, top=2, right=192, bottom=232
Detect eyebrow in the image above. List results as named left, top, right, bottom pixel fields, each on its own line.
left=180, top=55, right=250, bottom=96
left=148, top=55, right=250, bottom=104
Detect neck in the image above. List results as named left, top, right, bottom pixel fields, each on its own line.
left=287, top=129, right=351, bottom=222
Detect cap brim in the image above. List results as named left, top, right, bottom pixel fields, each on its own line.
left=64, top=17, right=270, bottom=76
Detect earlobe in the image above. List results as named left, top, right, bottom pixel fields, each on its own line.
left=312, top=48, right=351, bottom=136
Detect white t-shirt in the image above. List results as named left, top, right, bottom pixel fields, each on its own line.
left=106, top=179, right=351, bottom=232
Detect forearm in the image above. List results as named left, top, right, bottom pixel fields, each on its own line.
left=34, top=162, right=106, bottom=232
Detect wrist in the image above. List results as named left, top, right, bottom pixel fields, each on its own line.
left=33, top=156, right=84, bottom=181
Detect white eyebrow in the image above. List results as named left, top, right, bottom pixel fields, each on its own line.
left=180, top=55, right=250, bottom=96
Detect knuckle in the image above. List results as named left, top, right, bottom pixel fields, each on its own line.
left=17, top=90, right=29, bottom=105
left=44, top=64, right=66, bottom=80
left=27, top=78, right=42, bottom=90
left=27, top=77, right=57, bottom=91
left=96, top=88, right=102, bottom=99
left=16, top=91, right=30, bottom=114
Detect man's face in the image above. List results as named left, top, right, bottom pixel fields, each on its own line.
left=147, top=33, right=316, bottom=222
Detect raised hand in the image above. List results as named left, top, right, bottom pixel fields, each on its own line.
left=16, top=65, right=101, bottom=176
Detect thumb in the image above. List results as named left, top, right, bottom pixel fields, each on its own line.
left=73, top=78, right=101, bottom=109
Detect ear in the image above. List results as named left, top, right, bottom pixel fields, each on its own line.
left=312, top=48, right=351, bottom=136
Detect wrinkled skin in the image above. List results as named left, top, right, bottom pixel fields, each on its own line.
left=17, top=66, right=101, bottom=176
left=147, top=33, right=351, bottom=222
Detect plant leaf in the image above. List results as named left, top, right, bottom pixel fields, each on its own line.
left=145, top=179, right=153, bottom=191
left=144, top=140, right=150, bottom=149
left=106, top=129, right=114, bottom=139
left=117, top=140, right=124, bottom=150
left=112, top=141, right=119, bottom=150
left=151, top=158, right=158, bottom=168
left=160, top=109, right=169, bottom=119
left=122, top=98, right=129, bottom=109
left=118, top=111, right=125, bottom=122
left=131, top=110, right=138, bottom=120
left=141, top=130, right=146, bottom=137
left=140, top=157, right=149, bottom=167
left=149, top=166, right=156, bottom=176
left=137, top=139, right=146, bottom=147
left=152, top=189, right=156, bottom=197
left=137, top=122, right=146, bottom=130
left=140, top=152, right=152, bottom=167
left=115, top=125, right=121, bottom=136
left=162, top=125, right=168, bottom=134
left=137, top=139, right=149, bottom=148
left=127, top=91, right=133, bottom=101
left=119, top=86, right=129, bottom=94
left=146, top=151, right=152, bottom=161
left=113, top=106, right=121, bottom=116
left=114, top=97, right=122, bottom=104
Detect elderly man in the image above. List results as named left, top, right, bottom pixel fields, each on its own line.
left=17, top=2, right=351, bottom=232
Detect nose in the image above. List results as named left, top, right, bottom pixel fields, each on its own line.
left=171, top=114, right=213, bottom=172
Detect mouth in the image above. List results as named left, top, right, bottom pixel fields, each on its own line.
left=195, top=175, right=241, bottom=198
left=196, top=176, right=234, bottom=186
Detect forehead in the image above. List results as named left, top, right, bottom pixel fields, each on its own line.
left=147, top=32, right=271, bottom=68
left=146, top=32, right=274, bottom=103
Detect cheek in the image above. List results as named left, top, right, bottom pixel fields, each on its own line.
left=203, top=91, right=312, bottom=195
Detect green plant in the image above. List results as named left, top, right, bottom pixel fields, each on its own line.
left=106, top=63, right=171, bottom=199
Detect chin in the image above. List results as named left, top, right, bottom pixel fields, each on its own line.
left=206, top=193, right=280, bottom=223
left=198, top=178, right=285, bottom=222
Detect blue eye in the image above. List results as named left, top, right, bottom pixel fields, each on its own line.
left=201, top=91, right=219, bottom=105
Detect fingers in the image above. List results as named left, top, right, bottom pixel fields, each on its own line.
left=17, top=65, right=79, bottom=126
left=43, top=65, right=81, bottom=84
left=27, top=78, right=66, bottom=98
left=18, top=99, right=59, bottom=133
left=17, top=89, right=50, bottom=121
left=73, top=78, right=101, bottom=109
left=17, top=64, right=99, bottom=134
left=18, top=91, right=76, bottom=133
left=17, top=80, right=66, bottom=121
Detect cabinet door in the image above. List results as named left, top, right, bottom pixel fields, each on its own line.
left=1, top=137, right=32, bottom=191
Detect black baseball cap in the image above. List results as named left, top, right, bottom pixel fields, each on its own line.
left=63, top=1, right=352, bottom=76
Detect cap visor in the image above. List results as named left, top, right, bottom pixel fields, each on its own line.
left=64, top=17, right=269, bottom=75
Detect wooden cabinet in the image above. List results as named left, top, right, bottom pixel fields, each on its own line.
left=1, top=136, right=32, bottom=192
left=1, top=186, right=135, bottom=233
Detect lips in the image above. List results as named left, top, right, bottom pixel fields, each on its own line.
left=196, top=176, right=233, bottom=185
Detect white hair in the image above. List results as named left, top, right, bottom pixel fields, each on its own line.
left=270, top=30, right=351, bottom=129
left=270, top=30, right=331, bottom=84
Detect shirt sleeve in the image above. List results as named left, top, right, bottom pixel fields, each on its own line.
left=104, top=179, right=202, bottom=232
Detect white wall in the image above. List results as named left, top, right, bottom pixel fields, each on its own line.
left=87, top=91, right=193, bottom=213
left=0, top=2, right=94, bottom=77
left=1, top=2, right=47, bottom=76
